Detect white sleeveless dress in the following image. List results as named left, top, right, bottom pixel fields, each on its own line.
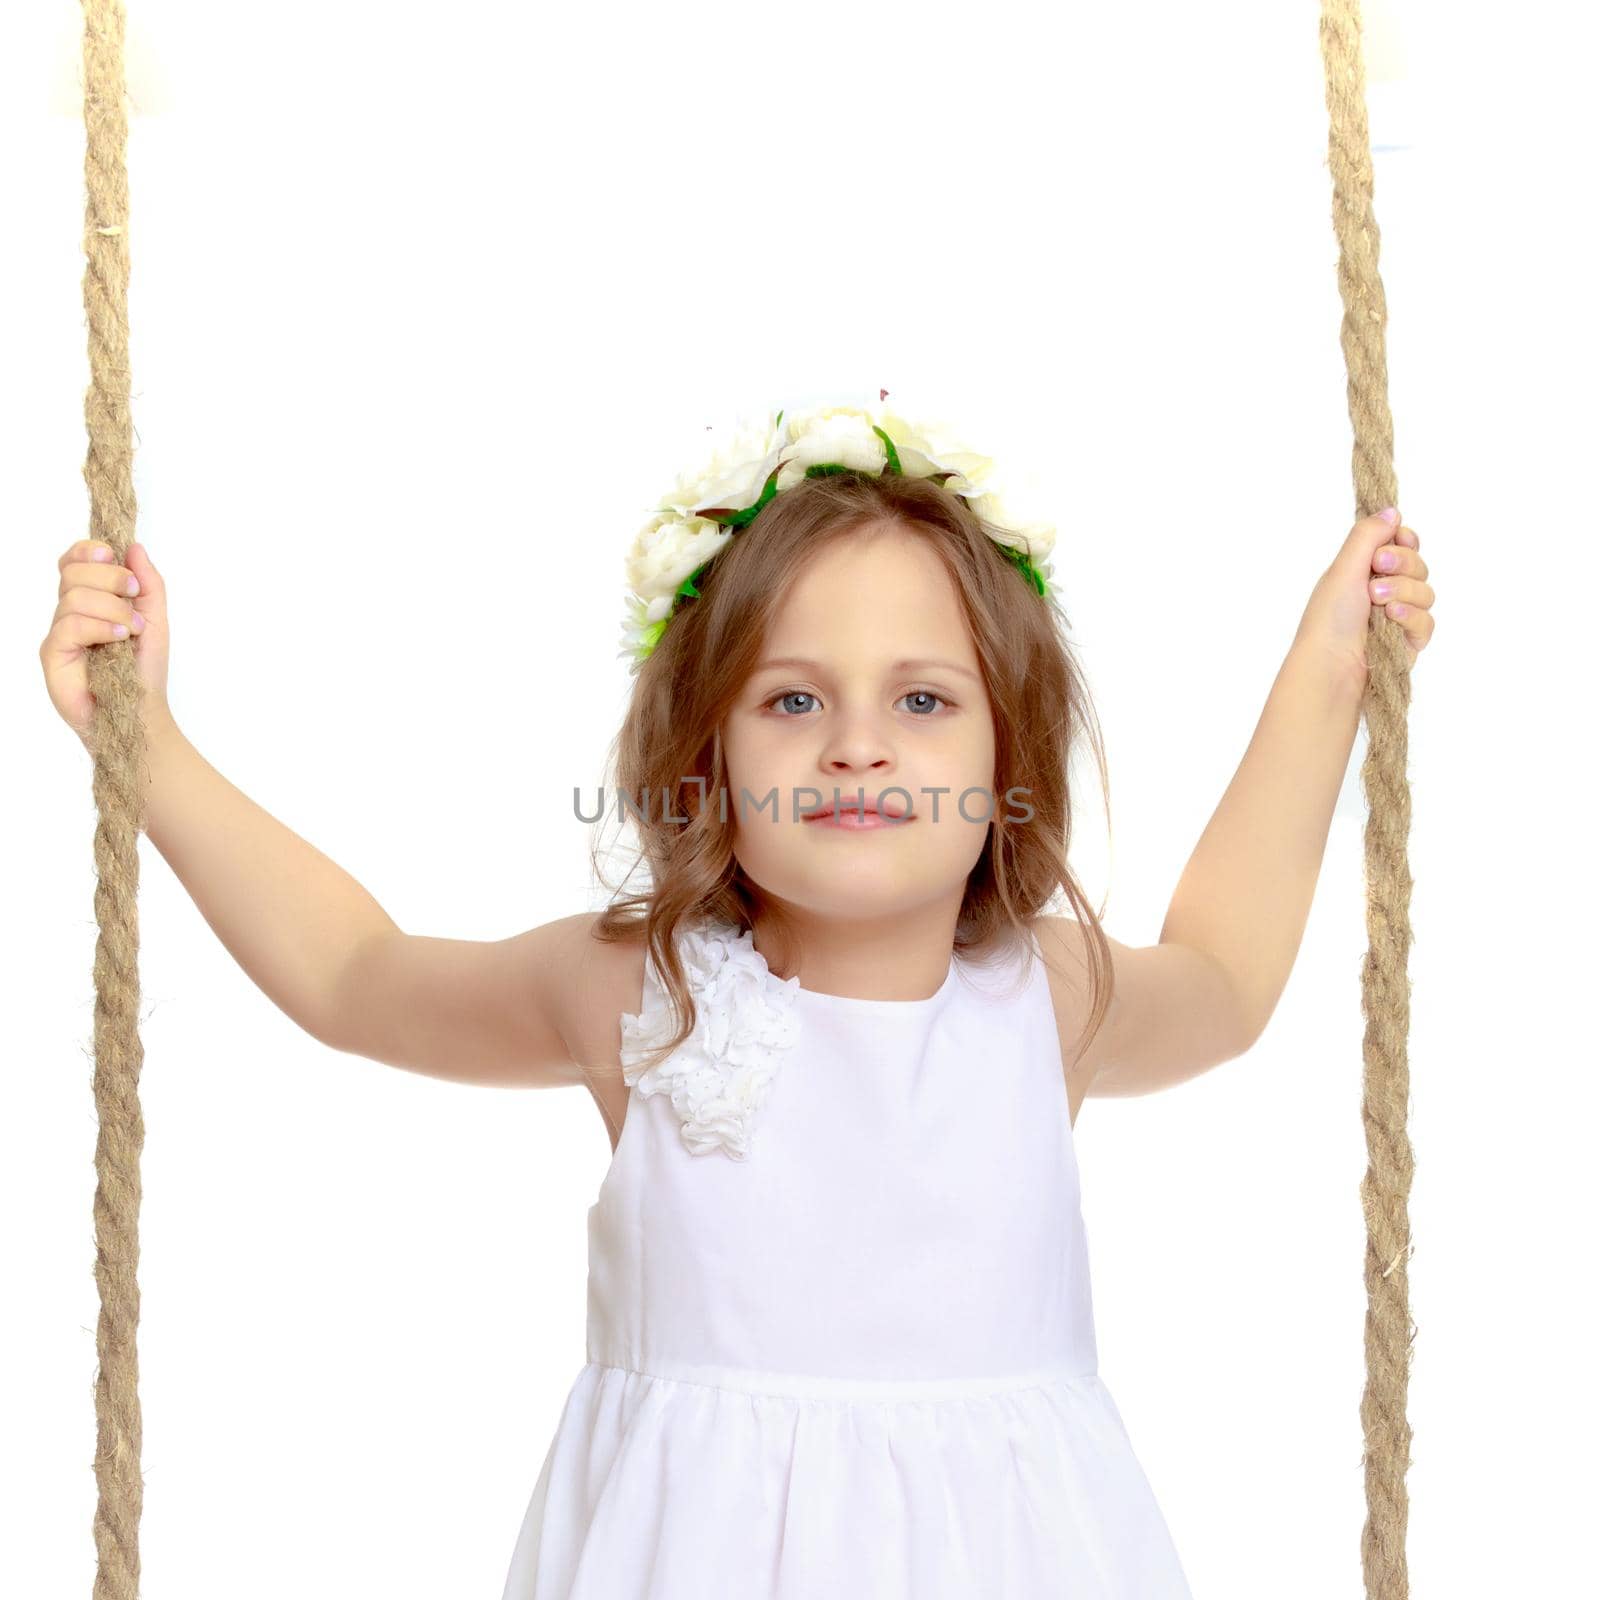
left=500, top=916, right=1194, bottom=1598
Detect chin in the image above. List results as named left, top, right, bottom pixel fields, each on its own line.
left=743, top=854, right=968, bottom=920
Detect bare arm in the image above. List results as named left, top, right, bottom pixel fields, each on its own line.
left=1061, top=512, right=1435, bottom=1098
left=1065, top=642, right=1365, bottom=1098
left=138, top=709, right=401, bottom=1046
left=1048, top=927, right=1256, bottom=1100
left=1158, top=641, right=1365, bottom=1048
left=46, top=541, right=588, bottom=1087
left=136, top=711, right=589, bottom=1085
left=325, top=916, right=597, bottom=1089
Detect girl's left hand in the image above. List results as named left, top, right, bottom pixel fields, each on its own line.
left=1296, top=507, right=1435, bottom=684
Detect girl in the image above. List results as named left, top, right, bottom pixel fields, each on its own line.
left=41, top=399, right=1435, bottom=1597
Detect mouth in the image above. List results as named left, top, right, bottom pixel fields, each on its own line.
left=802, top=799, right=915, bottom=829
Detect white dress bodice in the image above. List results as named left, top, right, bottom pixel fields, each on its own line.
left=501, top=915, right=1193, bottom=1598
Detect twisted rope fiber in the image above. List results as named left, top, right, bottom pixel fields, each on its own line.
left=1319, top=3, right=1417, bottom=1596
left=71, top=0, right=1415, bottom=1593
left=81, top=0, right=147, bottom=1595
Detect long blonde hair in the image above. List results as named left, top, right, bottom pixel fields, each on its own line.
left=588, top=468, right=1115, bottom=1072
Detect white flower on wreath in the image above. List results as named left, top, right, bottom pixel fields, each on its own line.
left=617, top=399, right=1058, bottom=668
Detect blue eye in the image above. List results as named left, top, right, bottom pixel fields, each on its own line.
left=768, top=691, right=819, bottom=716
left=761, top=689, right=951, bottom=717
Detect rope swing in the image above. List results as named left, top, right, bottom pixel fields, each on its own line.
left=1319, top=2, right=1417, bottom=1594
left=75, top=0, right=1414, bottom=1592
left=80, top=1, right=148, bottom=1595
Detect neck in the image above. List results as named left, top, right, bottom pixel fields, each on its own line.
left=746, top=898, right=962, bottom=1002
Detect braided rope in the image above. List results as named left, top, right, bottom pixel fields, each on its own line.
left=81, top=1, right=148, bottom=1595
left=1319, top=3, right=1417, bottom=1595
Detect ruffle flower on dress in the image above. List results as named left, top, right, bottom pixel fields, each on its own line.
left=619, top=919, right=802, bottom=1160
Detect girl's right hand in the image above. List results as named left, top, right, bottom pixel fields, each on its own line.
left=41, top=540, right=172, bottom=747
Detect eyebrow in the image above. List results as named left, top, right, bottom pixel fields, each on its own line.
left=754, top=655, right=981, bottom=684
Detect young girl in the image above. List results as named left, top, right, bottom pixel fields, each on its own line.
left=42, top=399, right=1435, bottom=1597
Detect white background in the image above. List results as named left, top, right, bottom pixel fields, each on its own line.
left=5, top=0, right=1596, bottom=1595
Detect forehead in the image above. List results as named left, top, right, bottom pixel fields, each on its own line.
left=763, top=523, right=972, bottom=657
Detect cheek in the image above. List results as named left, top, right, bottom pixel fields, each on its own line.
left=948, top=720, right=997, bottom=784
left=719, top=725, right=789, bottom=833
left=726, top=713, right=815, bottom=784
left=719, top=723, right=768, bottom=803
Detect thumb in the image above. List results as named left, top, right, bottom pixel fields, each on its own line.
left=1335, top=506, right=1401, bottom=577
left=125, top=541, right=167, bottom=620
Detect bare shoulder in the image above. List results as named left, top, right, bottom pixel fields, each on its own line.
left=1030, top=914, right=1257, bottom=1102
left=546, top=914, right=650, bottom=1154
left=1029, top=914, right=1102, bottom=1113
left=549, top=912, right=650, bottom=1085
left=474, top=909, right=648, bottom=1094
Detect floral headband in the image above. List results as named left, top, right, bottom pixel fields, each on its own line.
left=617, top=398, right=1058, bottom=672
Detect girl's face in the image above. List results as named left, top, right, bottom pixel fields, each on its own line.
left=720, top=523, right=997, bottom=924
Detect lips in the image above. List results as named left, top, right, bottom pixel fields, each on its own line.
left=803, top=796, right=913, bottom=822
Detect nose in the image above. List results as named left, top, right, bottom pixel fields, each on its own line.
left=820, top=711, right=897, bottom=777
left=816, top=754, right=906, bottom=817
left=822, top=752, right=893, bottom=791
